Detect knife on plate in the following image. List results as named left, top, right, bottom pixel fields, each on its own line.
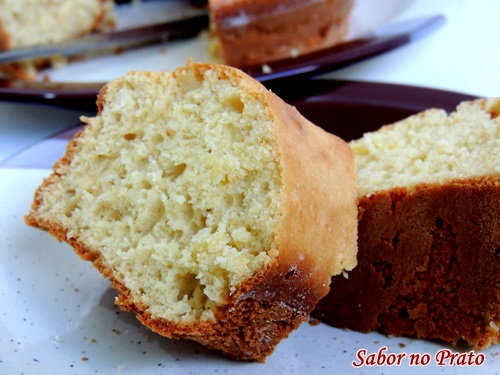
left=0, top=13, right=445, bottom=108
left=0, top=10, right=210, bottom=64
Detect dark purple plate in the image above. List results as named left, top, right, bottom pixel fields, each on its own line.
left=276, top=79, right=477, bottom=141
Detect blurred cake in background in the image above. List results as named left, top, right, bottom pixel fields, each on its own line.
left=209, top=0, right=354, bottom=68
left=0, top=0, right=116, bottom=79
left=0, top=0, right=356, bottom=79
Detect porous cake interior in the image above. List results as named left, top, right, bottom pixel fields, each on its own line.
left=0, top=0, right=110, bottom=48
left=34, top=68, right=282, bottom=322
left=351, top=99, right=500, bottom=197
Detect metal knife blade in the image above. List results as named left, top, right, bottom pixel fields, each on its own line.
left=0, top=11, right=209, bottom=64
left=0, top=14, right=445, bottom=110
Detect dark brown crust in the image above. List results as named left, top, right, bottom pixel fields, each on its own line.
left=314, top=178, right=500, bottom=350
left=211, top=0, right=354, bottom=67
left=126, top=262, right=323, bottom=361
left=24, top=63, right=358, bottom=361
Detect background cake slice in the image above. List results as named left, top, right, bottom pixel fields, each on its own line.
left=314, top=98, right=500, bottom=350
left=25, top=61, right=358, bottom=361
left=0, top=0, right=116, bottom=79
left=209, top=0, right=354, bottom=67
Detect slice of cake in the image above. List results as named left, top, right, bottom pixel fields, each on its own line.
left=209, top=0, right=354, bottom=68
left=314, top=98, right=500, bottom=350
left=25, top=61, right=358, bottom=361
left=0, top=0, right=116, bottom=79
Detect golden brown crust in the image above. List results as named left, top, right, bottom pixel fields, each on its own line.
left=271, top=91, right=358, bottom=278
left=314, top=178, right=500, bottom=350
left=25, top=62, right=358, bottom=361
left=210, top=0, right=354, bottom=67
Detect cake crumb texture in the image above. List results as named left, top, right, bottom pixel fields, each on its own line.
left=26, top=62, right=358, bottom=361
left=351, top=98, right=500, bottom=197
left=30, top=65, right=281, bottom=322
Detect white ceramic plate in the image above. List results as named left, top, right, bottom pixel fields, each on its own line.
left=2, top=168, right=499, bottom=375
left=1, top=79, right=498, bottom=374
left=4, top=1, right=495, bottom=373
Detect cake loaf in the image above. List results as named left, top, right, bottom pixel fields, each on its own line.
left=0, top=0, right=115, bottom=79
left=209, top=0, right=354, bottom=68
left=25, top=61, right=358, bottom=361
left=314, top=98, right=500, bottom=350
